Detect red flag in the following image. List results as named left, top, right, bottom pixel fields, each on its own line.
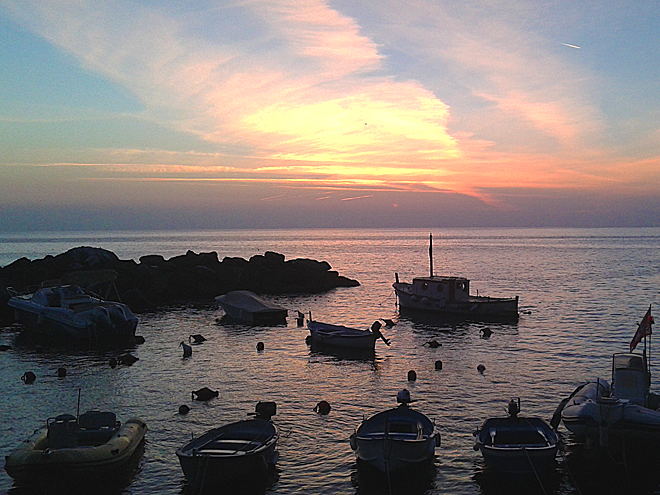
left=630, top=306, right=654, bottom=352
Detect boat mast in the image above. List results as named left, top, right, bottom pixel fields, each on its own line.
left=429, top=233, right=434, bottom=277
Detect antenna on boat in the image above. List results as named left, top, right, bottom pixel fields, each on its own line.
left=76, top=388, right=82, bottom=420
left=429, top=233, right=434, bottom=278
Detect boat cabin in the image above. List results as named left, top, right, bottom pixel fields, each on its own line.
left=410, top=276, right=470, bottom=302
left=611, top=352, right=650, bottom=405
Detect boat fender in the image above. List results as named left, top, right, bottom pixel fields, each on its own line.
left=434, top=432, right=441, bottom=448
left=314, top=400, right=331, bottom=415
left=349, top=433, right=357, bottom=450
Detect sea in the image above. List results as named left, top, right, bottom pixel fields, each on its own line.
left=1, top=227, right=660, bottom=495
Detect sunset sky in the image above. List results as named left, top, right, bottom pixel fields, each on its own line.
left=1, top=1, right=659, bottom=230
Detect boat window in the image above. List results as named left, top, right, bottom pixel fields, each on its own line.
left=422, top=283, right=428, bottom=291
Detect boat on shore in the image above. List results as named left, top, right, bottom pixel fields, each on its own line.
left=176, top=401, right=279, bottom=490
left=215, top=290, right=288, bottom=325
left=349, top=390, right=440, bottom=474
left=4, top=410, right=147, bottom=484
left=474, top=398, right=559, bottom=475
left=392, top=234, right=519, bottom=322
left=555, top=306, right=660, bottom=448
left=307, top=319, right=390, bottom=351
left=7, top=283, right=138, bottom=347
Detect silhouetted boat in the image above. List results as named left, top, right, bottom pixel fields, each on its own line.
left=474, top=398, right=558, bottom=475
left=176, top=402, right=279, bottom=489
left=393, top=234, right=519, bottom=322
left=5, top=410, right=147, bottom=484
left=215, top=291, right=287, bottom=325
left=307, top=319, right=390, bottom=350
left=7, top=283, right=138, bottom=346
left=349, top=390, right=440, bottom=473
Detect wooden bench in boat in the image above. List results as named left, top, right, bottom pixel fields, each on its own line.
left=197, top=438, right=262, bottom=455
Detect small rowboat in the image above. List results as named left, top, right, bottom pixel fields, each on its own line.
left=350, top=390, right=440, bottom=473
left=176, top=402, right=278, bottom=490
left=4, top=411, right=147, bottom=483
left=307, top=319, right=390, bottom=351
left=473, top=398, right=558, bottom=475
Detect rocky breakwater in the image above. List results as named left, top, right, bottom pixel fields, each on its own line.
left=0, top=247, right=359, bottom=323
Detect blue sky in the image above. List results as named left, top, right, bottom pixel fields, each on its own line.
left=1, top=1, right=659, bottom=230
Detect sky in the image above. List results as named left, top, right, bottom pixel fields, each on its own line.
left=1, top=0, right=659, bottom=231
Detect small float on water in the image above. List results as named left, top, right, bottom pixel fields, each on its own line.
left=307, top=317, right=390, bottom=351
left=349, top=389, right=441, bottom=473
left=392, top=234, right=519, bottom=322
left=4, top=410, right=147, bottom=484
left=176, top=401, right=279, bottom=490
left=215, top=291, right=288, bottom=325
left=555, top=306, right=660, bottom=448
left=474, top=398, right=559, bottom=476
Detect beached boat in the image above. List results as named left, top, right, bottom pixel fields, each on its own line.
left=176, top=401, right=278, bottom=489
left=307, top=319, right=390, bottom=350
left=349, top=390, right=440, bottom=473
left=392, top=234, right=519, bottom=322
left=4, top=411, right=147, bottom=484
left=215, top=290, right=287, bottom=325
left=7, top=283, right=138, bottom=346
left=555, top=307, right=660, bottom=448
left=474, top=398, right=559, bottom=475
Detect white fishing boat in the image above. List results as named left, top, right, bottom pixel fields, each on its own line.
left=215, top=290, right=287, bottom=325
left=349, top=390, right=441, bottom=473
left=555, top=307, right=660, bottom=447
left=7, top=283, right=138, bottom=347
left=4, top=411, right=147, bottom=484
left=176, top=402, right=278, bottom=490
left=474, top=398, right=559, bottom=475
left=393, top=234, right=519, bottom=322
left=307, top=319, right=390, bottom=351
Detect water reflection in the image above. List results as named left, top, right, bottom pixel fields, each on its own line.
left=178, top=466, right=280, bottom=495
left=350, top=460, right=437, bottom=495
left=472, top=458, right=562, bottom=495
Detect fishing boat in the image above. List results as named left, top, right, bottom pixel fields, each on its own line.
left=215, top=291, right=288, bottom=325
left=392, top=234, right=519, bottom=322
left=7, top=283, right=138, bottom=347
left=555, top=306, right=660, bottom=448
left=474, top=398, right=559, bottom=475
left=307, top=318, right=390, bottom=351
left=176, top=402, right=279, bottom=489
left=349, top=390, right=441, bottom=473
left=4, top=410, right=147, bottom=484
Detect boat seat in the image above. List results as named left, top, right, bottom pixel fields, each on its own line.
left=612, top=369, right=648, bottom=405
left=78, top=411, right=119, bottom=446
left=47, top=414, right=79, bottom=449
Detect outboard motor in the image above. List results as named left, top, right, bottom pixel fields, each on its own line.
left=397, top=389, right=412, bottom=406
left=508, top=398, right=521, bottom=419
left=254, top=401, right=277, bottom=421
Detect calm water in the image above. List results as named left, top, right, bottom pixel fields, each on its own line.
left=1, top=227, right=660, bottom=495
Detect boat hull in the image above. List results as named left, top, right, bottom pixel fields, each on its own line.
left=393, top=283, right=518, bottom=322
left=562, top=383, right=660, bottom=444
left=350, top=406, right=439, bottom=473
left=176, top=419, right=278, bottom=488
left=307, top=321, right=378, bottom=350
left=4, top=418, right=147, bottom=483
left=474, top=417, right=558, bottom=475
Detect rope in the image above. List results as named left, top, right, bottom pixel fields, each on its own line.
left=522, top=446, right=548, bottom=495
left=556, top=447, right=583, bottom=495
